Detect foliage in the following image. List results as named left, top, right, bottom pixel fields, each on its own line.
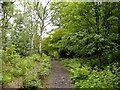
left=43, top=29, right=63, bottom=56
left=1, top=1, right=120, bottom=89
left=2, top=46, right=51, bottom=88
left=5, top=45, right=20, bottom=61
left=46, top=2, right=120, bottom=66
left=61, top=58, right=120, bottom=89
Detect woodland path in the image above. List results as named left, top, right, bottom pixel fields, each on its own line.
left=44, top=60, right=75, bottom=89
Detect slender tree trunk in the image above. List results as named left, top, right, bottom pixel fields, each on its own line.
left=39, top=36, right=42, bottom=56
left=118, top=2, right=120, bottom=60
left=31, top=34, right=34, bottom=54
left=2, top=11, right=7, bottom=50
left=95, top=2, right=102, bottom=66
left=30, top=14, right=34, bottom=55
left=39, top=30, right=43, bottom=56
left=102, top=3, right=108, bottom=36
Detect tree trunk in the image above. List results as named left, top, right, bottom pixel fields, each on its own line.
left=118, top=2, right=120, bottom=60
left=95, top=2, right=102, bottom=66
left=2, top=11, right=7, bottom=50
left=31, top=34, right=34, bottom=54
left=39, top=31, right=43, bottom=57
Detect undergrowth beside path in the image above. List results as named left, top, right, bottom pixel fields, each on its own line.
left=2, top=52, right=51, bottom=89
left=60, top=58, right=120, bottom=89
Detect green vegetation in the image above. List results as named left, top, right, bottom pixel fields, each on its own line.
left=0, top=1, right=52, bottom=88
left=1, top=45, right=50, bottom=88
left=43, top=1, right=120, bottom=89
left=61, top=58, right=120, bottom=88
left=0, top=0, right=120, bottom=89
left=44, top=2, right=120, bottom=64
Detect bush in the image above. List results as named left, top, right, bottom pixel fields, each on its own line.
left=2, top=52, right=51, bottom=88
left=2, top=72, right=12, bottom=85
left=23, top=70, right=43, bottom=88
left=61, top=58, right=120, bottom=89
left=23, top=79, right=42, bottom=89
left=74, top=67, right=115, bottom=88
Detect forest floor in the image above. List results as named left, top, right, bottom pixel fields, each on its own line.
left=44, top=60, right=75, bottom=89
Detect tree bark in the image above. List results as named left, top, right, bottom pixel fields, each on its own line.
left=39, top=31, right=43, bottom=56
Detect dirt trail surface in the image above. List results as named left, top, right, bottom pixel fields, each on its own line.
left=44, top=60, right=75, bottom=89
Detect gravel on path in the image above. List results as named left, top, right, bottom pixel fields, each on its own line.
left=44, top=60, right=75, bottom=89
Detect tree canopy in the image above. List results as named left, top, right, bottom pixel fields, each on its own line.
left=42, top=2, right=120, bottom=67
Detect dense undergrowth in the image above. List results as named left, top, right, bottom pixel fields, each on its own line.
left=60, top=58, right=120, bottom=89
left=1, top=45, right=51, bottom=88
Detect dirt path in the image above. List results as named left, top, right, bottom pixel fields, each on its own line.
left=44, top=60, right=75, bottom=88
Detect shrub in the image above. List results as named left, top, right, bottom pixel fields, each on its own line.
left=23, top=70, right=43, bottom=88
left=61, top=58, right=120, bottom=89
left=74, top=67, right=115, bottom=88
left=2, top=72, right=12, bottom=85
left=23, top=79, right=43, bottom=89
left=2, top=53, right=51, bottom=88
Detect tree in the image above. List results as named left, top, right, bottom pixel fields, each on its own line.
left=1, top=1, right=14, bottom=50
left=46, top=2, right=120, bottom=65
left=29, top=0, right=59, bottom=56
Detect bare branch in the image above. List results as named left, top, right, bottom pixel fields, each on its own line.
left=44, top=0, right=51, bottom=11
left=35, top=2, right=43, bottom=20
left=43, top=2, right=61, bottom=20
left=44, top=21, right=51, bottom=28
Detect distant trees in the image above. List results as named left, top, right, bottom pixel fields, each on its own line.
left=0, top=0, right=53, bottom=57
left=1, top=2, right=14, bottom=50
